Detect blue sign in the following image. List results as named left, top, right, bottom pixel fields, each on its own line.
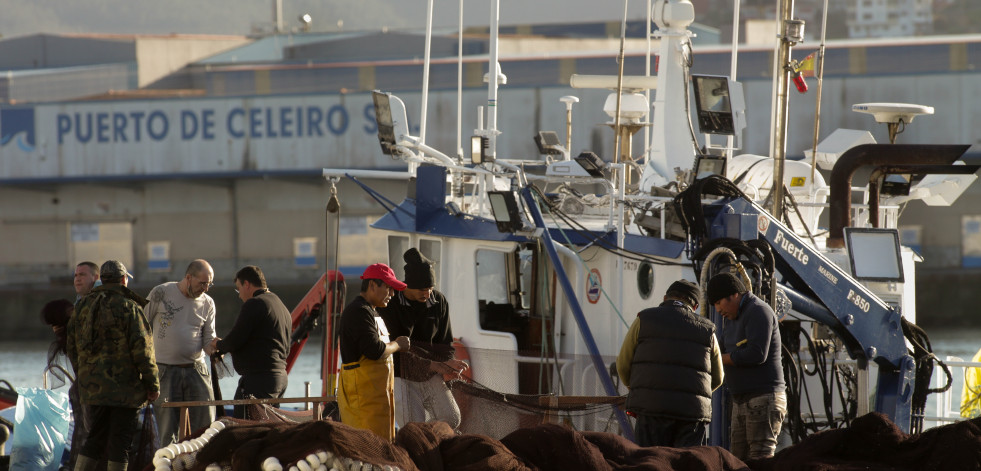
left=0, top=107, right=36, bottom=152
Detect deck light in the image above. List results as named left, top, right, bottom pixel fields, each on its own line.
left=372, top=91, right=396, bottom=155
left=693, top=154, right=727, bottom=180
left=487, top=191, right=524, bottom=233
left=471, top=135, right=489, bottom=164
left=534, top=131, right=565, bottom=156
left=574, top=152, right=606, bottom=178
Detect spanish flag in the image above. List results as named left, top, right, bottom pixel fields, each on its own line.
left=797, top=51, right=817, bottom=78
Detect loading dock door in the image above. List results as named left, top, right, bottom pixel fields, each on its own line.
left=70, top=222, right=134, bottom=272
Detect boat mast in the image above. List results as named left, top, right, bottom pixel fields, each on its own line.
left=727, top=0, right=741, bottom=156
left=770, top=0, right=803, bottom=217
left=485, top=0, right=501, bottom=161
left=809, top=0, right=830, bottom=183
left=639, top=0, right=698, bottom=190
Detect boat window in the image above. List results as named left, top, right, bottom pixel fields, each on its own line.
left=388, top=235, right=409, bottom=280
left=637, top=261, right=654, bottom=300
left=420, top=239, right=441, bottom=284
left=476, top=248, right=520, bottom=334
left=476, top=249, right=510, bottom=305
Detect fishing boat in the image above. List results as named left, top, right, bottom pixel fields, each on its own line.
left=146, top=0, right=981, bottom=470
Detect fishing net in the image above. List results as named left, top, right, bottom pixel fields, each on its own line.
left=238, top=402, right=317, bottom=424
left=161, top=339, right=981, bottom=471
left=397, top=343, right=630, bottom=440
left=130, top=405, right=159, bottom=471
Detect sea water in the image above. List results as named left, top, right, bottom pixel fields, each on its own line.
left=0, top=338, right=327, bottom=403
left=2, top=327, right=979, bottom=416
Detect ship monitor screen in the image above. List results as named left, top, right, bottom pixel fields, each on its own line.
left=692, top=75, right=736, bottom=135
left=844, top=228, right=905, bottom=282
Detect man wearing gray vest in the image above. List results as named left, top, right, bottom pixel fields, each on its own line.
left=617, top=279, right=724, bottom=447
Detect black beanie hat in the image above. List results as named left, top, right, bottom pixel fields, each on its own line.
left=666, top=279, right=700, bottom=306
left=707, top=272, right=746, bottom=304
left=403, top=248, right=436, bottom=289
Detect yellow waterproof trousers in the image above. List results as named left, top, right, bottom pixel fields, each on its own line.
left=961, top=347, right=981, bottom=418
left=338, top=355, right=395, bottom=441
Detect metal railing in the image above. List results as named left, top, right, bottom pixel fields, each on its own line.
left=921, top=356, right=980, bottom=428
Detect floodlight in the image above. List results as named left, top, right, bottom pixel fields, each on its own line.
left=471, top=136, right=489, bottom=164
left=844, top=228, right=904, bottom=282
left=880, top=174, right=912, bottom=197
left=487, top=191, right=524, bottom=233
left=534, top=131, right=565, bottom=156
left=693, top=154, right=727, bottom=180
left=372, top=91, right=396, bottom=155
left=574, top=152, right=606, bottom=178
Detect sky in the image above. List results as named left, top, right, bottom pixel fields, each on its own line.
left=0, top=0, right=654, bottom=38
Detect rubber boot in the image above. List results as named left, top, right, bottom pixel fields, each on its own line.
left=73, top=454, right=98, bottom=471
left=106, top=461, right=128, bottom=471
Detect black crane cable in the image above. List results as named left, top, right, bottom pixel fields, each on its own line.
left=902, top=317, right=953, bottom=434
left=529, top=184, right=689, bottom=267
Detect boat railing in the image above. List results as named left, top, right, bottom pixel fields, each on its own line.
left=923, top=356, right=981, bottom=427
left=789, top=354, right=980, bottom=430
left=160, top=396, right=334, bottom=441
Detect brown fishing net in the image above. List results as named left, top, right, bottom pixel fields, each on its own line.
left=237, top=402, right=315, bottom=423
left=175, top=414, right=981, bottom=471
left=158, top=344, right=981, bottom=471
left=400, top=344, right=630, bottom=440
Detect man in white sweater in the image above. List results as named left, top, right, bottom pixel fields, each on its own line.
left=146, top=259, right=217, bottom=445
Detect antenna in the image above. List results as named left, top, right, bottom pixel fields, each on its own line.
left=852, top=103, right=934, bottom=144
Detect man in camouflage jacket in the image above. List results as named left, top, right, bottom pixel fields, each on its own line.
left=67, top=260, right=159, bottom=471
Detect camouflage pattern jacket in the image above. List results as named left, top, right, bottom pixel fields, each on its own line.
left=67, top=283, right=159, bottom=408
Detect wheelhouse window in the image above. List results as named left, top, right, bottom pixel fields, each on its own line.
left=475, top=245, right=553, bottom=352
left=388, top=235, right=409, bottom=280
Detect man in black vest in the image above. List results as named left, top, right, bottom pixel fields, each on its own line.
left=617, top=279, right=724, bottom=447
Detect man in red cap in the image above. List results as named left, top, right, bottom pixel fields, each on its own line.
left=337, top=263, right=411, bottom=441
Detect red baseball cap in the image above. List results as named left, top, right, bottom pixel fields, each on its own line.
left=360, top=263, right=407, bottom=291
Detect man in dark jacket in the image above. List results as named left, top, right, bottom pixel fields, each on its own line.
left=379, top=248, right=468, bottom=429
left=210, top=265, right=292, bottom=419
left=67, top=260, right=159, bottom=471
left=708, top=272, right=786, bottom=460
left=617, top=279, right=724, bottom=448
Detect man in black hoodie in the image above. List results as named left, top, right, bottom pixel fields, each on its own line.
left=379, top=248, right=468, bottom=429
left=210, top=265, right=292, bottom=419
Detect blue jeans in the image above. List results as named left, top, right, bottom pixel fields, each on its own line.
left=153, top=362, right=215, bottom=445
left=729, top=391, right=787, bottom=460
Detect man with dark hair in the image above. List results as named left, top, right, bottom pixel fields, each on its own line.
left=210, top=265, right=292, bottom=419
left=706, top=272, right=786, bottom=460
left=73, top=261, right=100, bottom=302
left=146, top=259, right=217, bottom=445
left=67, top=260, right=158, bottom=471
left=379, top=248, right=468, bottom=429
left=617, top=279, right=724, bottom=447
left=337, top=263, right=410, bottom=442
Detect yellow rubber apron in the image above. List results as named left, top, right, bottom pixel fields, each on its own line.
left=961, top=346, right=981, bottom=418
left=338, top=316, right=396, bottom=441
